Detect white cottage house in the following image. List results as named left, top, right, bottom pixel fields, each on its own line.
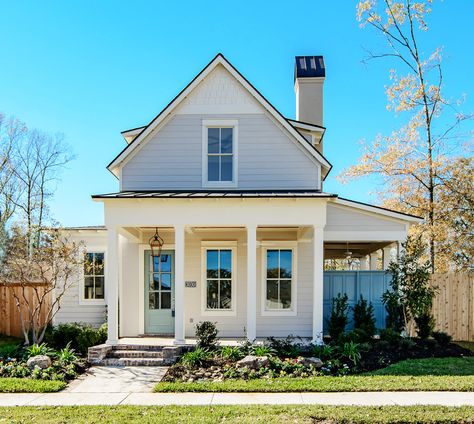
left=55, top=54, right=421, bottom=348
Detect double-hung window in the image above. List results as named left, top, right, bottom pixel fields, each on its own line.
left=262, top=247, right=297, bottom=315
left=83, top=252, right=105, bottom=301
left=201, top=244, right=236, bottom=315
left=202, top=120, right=238, bottom=187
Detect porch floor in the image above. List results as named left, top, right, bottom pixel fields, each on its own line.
left=116, top=337, right=313, bottom=347
left=117, top=337, right=247, bottom=347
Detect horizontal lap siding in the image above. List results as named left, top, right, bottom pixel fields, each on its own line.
left=326, top=204, right=405, bottom=232
left=184, top=231, right=247, bottom=338
left=121, top=113, right=319, bottom=191
left=256, top=241, right=313, bottom=338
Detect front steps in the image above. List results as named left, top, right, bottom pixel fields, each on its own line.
left=88, top=343, right=187, bottom=366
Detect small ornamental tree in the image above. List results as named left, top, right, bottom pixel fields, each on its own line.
left=327, top=293, right=349, bottom=340
left=353, top=295, right=376, bottom=338
left=1, top=227, right=83, bottom=345
left=383, top=236, right=437, bottom=337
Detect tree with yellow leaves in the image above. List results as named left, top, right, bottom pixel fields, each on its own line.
left=341, top=0, right=473, bottom=272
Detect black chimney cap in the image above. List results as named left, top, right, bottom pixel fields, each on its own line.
left=294, top=56, right=325, bottom=81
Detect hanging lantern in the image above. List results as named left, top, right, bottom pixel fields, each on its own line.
left=149, top=227, right=164, bottom=259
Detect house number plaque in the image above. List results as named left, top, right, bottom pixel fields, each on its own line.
left=185, top=281, right=197, bottom=288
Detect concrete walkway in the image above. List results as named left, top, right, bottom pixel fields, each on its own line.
left=64, top=366, right=168, bottom=393
left=0, top=391, right=473, bottom=407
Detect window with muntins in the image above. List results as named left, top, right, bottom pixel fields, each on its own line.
left=265, top=249, right=293, bottom=310
left=206, top=249, right=232, bottom=310
left=207, top=127, right=233, bottom=182
left=84, top=252, right=105, bottom=300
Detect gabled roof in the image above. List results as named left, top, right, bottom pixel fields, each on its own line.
left=108, top=53, right=332, bottom=178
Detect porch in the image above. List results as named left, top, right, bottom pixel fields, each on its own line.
left=98, top=196, right=409, bottom=346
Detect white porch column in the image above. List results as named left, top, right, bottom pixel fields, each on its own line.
left=312, top=226, right=324, bottom=344
left=383, top=245, right=393, bottom=270
left=369, top=251, right=379, bottom=270
left=360, top=256, right=369, bottom=270
left=174, top=224, right=186, bottom=344
left=106, top=226, right=119, bottom=344
left=246, top=224, right=257, bottom=341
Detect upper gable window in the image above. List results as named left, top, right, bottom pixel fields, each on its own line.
left=202, top=120, right=238, bottom=188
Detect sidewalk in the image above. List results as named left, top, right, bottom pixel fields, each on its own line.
left=0, top=391, right=473, bottom=407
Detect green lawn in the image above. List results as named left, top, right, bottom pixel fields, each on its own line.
left=370, top=356, right=474, bottom=376
left=456, top=341, right=474, bottom=353
left=155, top=357, right=474, bottom=393
left=0, top=378, right=66, bottom=393
left=0, top=405, right=473, bottom=423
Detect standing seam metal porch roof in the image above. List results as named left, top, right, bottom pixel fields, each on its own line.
left=92, top=190, right=338, bottom=199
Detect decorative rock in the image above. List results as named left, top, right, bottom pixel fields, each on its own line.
left=300, top=357, right=323, bottom=368
left=26, top=355, right=51, bottom=370
left=236, top=355, right=269, bottom=370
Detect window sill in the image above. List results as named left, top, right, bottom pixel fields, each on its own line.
left=201, top=309, right=237, bottom=317
left=261, top=309, right=297, bottom=317
left=79, top=299, right=106, bottom=307
left=202, top=181, right=238, bottom=189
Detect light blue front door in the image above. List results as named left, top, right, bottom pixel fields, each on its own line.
left=144, top=250, right=174, bottom=335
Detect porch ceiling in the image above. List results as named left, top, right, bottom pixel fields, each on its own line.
left=324, top=241, right=393, bottom=259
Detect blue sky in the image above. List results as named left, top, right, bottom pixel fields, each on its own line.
left=0, top=0, right=472, bottom=226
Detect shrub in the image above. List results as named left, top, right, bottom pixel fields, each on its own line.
left=25, top=343, right=56, bottom=359
left=327, top=293, right=349, bottom=340
left=45, top=323, right=107, bottom=355
left=379, top=328, right=402, bottom=345
left=56, top=343, right=79, bottom=365
left=219, top=346, right=244, bottom=361
left=352, top=295, right=376, bottom=338
left=344, top=328, right=371, bottom=343
left=398, top=337, right=416, bottom=350
left=414, top=312, right=435, bottom=339
left=180, top=347, right=210, bottom=368
left=267, top=336, right=302, bottom=358
left=310, top=343, right=336, bottom=361
left=338, top=341, right=362, bottom=366
left=251, top=345, right=275, bottom=357
left=195, top=321, right=219, bottom=350
left=432, top=331, right=452, bottom=346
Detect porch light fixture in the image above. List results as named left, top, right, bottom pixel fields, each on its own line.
left=149, top=227, right=164, bottom=258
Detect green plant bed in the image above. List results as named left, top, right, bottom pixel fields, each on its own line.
left=155, top=374, right=474, bottom=393
left=0, top=378, right=66, bottom=393
left=0, top=405, right=473, bottom=423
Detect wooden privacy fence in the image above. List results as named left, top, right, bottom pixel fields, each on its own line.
left=0, top=283, right=52, bottom=338
left=430, top=273, right=474, bottom=341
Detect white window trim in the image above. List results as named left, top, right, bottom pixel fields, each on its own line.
left=261, top=241, right=297, bottom=317
left=202, top=119, right=238, bottom=188
left=201, top=242, right=237, bottom=316
left=79, top=249, right=107, bottom=306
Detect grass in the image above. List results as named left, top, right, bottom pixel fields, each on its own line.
left=456, top=341, right=474, bottom=353
left=0, top=334, right=21, bottom=357
left=0, top=405, right=473, bottom=423
left=0, top=378, right=66, bottom=393
left=155, top=357, right=474, bottom=393
left=369, top=356, right=474, bottom=376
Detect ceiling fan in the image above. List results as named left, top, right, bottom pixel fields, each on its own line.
left=344, top=242, right=365, bottom=259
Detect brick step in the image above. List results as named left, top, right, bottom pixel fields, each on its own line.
left=102, top=357, right=166, bottom=367
left=108, top=349, right=164, bottom=359
left=110, top=344, right=166, bottom=351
